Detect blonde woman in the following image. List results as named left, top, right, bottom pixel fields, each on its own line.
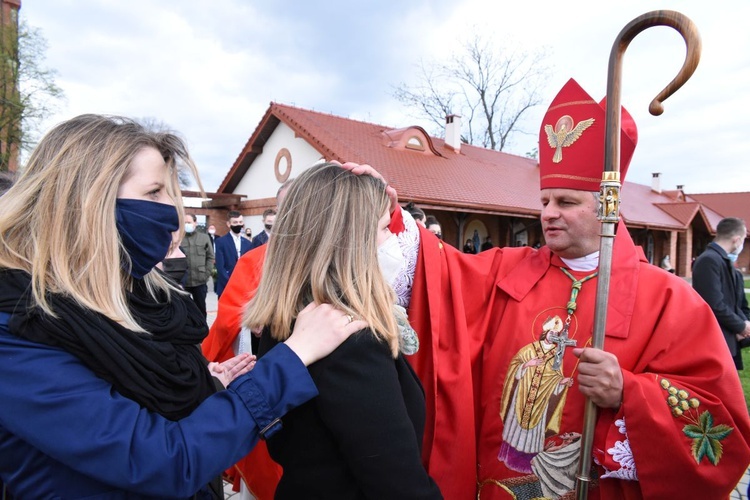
left=0, top=115, right=364, bottom=498
left=248, top=163, right=442, bottom=499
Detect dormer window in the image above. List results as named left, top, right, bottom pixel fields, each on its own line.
left=406, top=136, right=425, bottom=151
left=381, top=126, right=443, bottom=157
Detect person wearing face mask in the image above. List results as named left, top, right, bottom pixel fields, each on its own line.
left=0, top=115, right=366, bottom=498
left=214, top=210, right=253, bottom=298
left=207, top=223, right=217, bottom=249
left=693, top=217, right=750, bottom=369
left=181, top=212, right=214, bottom=318
left=158, top=232, right=189, bottom=287
left=207, top=224, right=218, bottom=292
left=250, top=208, right=276, bottom=249
left=424, top=215, right=442, bottom=240
left=340, top=79, right=750, bottom=499
left=202, top=174, right=419, bottom=499
left=251, top=163, right=442, bottom=499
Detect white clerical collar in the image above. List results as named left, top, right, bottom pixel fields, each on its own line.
left=560, top=251, right=600, bottom=272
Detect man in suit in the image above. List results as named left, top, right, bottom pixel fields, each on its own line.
left=206, top=224, right=218, bottom=293
left=250, top=208, right=276, bottom=249
left=214, top=210, right=252, bottom=297
left=207, top=224, right=217, bottom=251
left=693, top=217, right=750, bottom=369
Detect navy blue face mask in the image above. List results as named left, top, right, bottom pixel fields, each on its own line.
left=115, top=199, right=179, bottom=279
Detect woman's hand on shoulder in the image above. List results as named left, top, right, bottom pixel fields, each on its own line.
left=284, top=302, right=368, bottom=366
left=208, top=352, right=256, bottom=388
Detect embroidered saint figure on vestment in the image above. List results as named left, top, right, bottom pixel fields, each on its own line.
left=498, top=315, right=575, bottom=473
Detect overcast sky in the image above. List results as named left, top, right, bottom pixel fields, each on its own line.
left=20, top=0, right=750, bottom=194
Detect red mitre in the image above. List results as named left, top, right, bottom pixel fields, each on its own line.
left=539, top=78, right=638, bottom=191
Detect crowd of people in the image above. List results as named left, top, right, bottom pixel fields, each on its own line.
left=1, top=76, right=749, bottom=500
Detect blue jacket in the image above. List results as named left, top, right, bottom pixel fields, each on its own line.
left=0, top=311, right=316, bottom=499
left=214, top=233, right=253, bottom=297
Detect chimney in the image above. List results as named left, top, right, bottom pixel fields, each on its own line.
left=676, top=184, right=684, bottom=191
left=651, top=172, right=661, bottom=193
left=445, top=114, right=461, bottom=153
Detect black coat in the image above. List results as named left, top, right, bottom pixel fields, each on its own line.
left=692, top=242, right=749, bottom=367
left=258, top=329, right=442, bottom=500
left=251, top=230, right=269, bottom=249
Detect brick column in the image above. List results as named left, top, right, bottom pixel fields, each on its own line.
left=677, top=227, right=692, bottom=278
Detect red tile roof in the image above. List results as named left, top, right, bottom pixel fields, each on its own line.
left=653, top=202, right=701, bottom=226
left=220, top=102, right=749, bottom=231
left=688, top=192, right=750, bottom=233
left=619, top=183, right=687, bottom=230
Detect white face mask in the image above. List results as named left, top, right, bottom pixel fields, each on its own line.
left=735, top=239, right=744, bottom=255
left=377, top=234, right=404, bottom=287
left=729, top=238, right=744, bottom=263
left=184, top=223, right=195, bottom=234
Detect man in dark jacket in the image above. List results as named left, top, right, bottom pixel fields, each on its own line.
left=215, top=211, right=252, bottom=297
left=692, top=217, right=750, bottom=369
left=181, top=214, right=214, bottom=318
left=250, top=208, right=276, bottom=249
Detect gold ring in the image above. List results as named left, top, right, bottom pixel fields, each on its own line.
left=346, top=314, right=354, bottom=324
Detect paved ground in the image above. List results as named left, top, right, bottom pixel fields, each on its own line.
left=204, top=289, right=750, bottom=499
left=204, top=290, right=254, bottom=499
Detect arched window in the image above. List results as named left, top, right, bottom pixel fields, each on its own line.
left=405, top=136, right=424, bottom=151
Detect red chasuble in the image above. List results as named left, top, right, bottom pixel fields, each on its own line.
left=202, top=243, right=267, bottom=364
left=407, top=223, right=750, bottom=499
left=201, top=244, right=280, bottom=500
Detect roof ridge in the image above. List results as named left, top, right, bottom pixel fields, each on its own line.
left=271, top=101, right=395, bottom=130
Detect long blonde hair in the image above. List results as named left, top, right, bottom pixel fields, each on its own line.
left=244, top=162, right=399, bottom=357
left=0, top=114, right=202, bottom=331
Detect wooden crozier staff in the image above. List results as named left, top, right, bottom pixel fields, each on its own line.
left=574, top=10, right=701, bottom=500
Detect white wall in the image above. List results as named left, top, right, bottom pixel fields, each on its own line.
left=233, top=122, right=324, bottom=235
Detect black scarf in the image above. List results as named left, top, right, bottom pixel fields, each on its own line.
left=0, top=269, right=216, bottom=420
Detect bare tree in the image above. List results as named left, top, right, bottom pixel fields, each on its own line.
left=0, top=18, right=64, bottom=171
left=394, top=33, right=550, bottom=151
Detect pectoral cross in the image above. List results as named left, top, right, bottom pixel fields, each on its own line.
left=553, top=268, right=598, bottom=370
left=548, top=326, right=576, bottom=370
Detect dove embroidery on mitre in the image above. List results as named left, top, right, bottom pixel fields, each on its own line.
left=544, top=115, right=595, bottom=163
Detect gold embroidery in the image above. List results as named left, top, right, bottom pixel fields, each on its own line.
left=540, top=173, right=600, bottom=183
left=544, top=116, right=595, bottom=163
left=546, top=99, right=597, bottom=113
left=660, top=378, right=733, bottom=465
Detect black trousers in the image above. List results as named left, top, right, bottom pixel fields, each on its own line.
left=185, top=283, right=208, bottom=319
